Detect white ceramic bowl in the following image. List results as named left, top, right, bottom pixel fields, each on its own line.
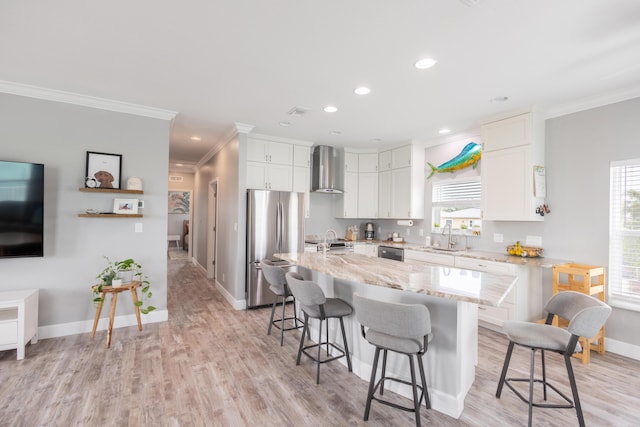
left=392, top=237, right=404, bottom=243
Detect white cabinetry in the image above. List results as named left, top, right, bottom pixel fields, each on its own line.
left=378, top=144, right=425, bottom=219
left=293, top=145, right=311, bottom=217
left=336, top=152, right=378, bottom=219
left=247, top=137, right=294, bottom=191
left=404, top=249, right=455, bottom=266
left=453, top=257, right=543, bottom=331
left=354, top=243, right=378, bottom=257
left=480, top=112, right=545, bottom=221
left=0, top=289, right=38, bottom=360
left=379, top=150, right=392, bottom=172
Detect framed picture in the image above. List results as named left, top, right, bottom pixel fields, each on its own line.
left=85, top=151, right=122, bottom=189
left=168, top=191, right=191, bottom=214
left=113, top=198, right=139, bottom=214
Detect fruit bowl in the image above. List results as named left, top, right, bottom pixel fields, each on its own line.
left=506, top=244, right=544, bottom=258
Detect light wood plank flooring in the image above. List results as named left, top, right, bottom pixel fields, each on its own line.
left=1, top=258, right=639, bottom=426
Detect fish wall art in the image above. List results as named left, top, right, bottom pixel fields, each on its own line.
left=427, top=142, right=482, bottom=179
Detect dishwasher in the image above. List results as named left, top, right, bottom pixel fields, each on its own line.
left=378, top=245, right=404, bottom=262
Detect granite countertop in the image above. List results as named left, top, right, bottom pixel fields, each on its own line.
left=276, top=251, right=518, bottom=307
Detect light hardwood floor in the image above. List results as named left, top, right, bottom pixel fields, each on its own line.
left=1, top=258, right=639, bottom=426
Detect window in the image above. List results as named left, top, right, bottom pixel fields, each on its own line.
left=432, top=178, right=481, bottom=232
left=609, top=159, right=640, bottom=310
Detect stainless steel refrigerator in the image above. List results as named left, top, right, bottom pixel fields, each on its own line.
left=246, top=190, right=305, bottom=308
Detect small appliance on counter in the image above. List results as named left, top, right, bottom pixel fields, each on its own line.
left=365, top=222, right=375, bottom=240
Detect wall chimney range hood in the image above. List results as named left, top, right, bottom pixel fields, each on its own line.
left=311, top=145, right=344, bottom=193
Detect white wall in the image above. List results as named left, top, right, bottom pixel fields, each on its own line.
left=0, top=93, right=170, bottom=332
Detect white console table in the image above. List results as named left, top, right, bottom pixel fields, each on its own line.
left=0, top=289, right=39, bottom=360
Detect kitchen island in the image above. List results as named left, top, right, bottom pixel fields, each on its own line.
left=276, top=251, right=518, bottom=418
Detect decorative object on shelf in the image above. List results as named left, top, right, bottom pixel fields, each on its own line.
left=113, top=198, right=138, bottom=214
left=127, top=176, right=143, bottom=191
left=426, top=142, right=482, bottom=179
left=85, top=151, right=122, bottom=189
left=506, top=241, right=544, bottom=257
left=535, top=203, right=551, bottom=216
left=85, top=176, right=98, bottom=188
left=168, top=190, right=191, bottom=214
left=93, top=257, right=156, bottom=314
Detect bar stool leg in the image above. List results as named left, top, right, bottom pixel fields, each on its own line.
left=296, top=313, right=308, bottom=366
left=565, top=355, right=585, bottom=427
left=380, top=349, right=388, bottom=395
left=316, top=317, right=324, bottom=384
left=364, top=347, right=381, bottom=421
left=280, top=294, right=286, bottom=346
left=409, top=354, right=422, bottom=427
left=496, top=341, right=515, bottom=397
left=267, top=294, right=278, bottom=336
left=417, top=354, right=430, bottom=409
left=339, top=317, right=352, bottom=371
left=528, top=349, right=536, bottom=427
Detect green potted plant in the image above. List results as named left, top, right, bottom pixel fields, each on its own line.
left=93, top=256, right=156, bottom=314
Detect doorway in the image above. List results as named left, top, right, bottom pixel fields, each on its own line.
left=207, top=179, right=218, bottom=280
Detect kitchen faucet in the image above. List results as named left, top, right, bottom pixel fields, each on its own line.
left=442, top=223, right=456, bottom=249
left=323, top=228, right=338, bottom=255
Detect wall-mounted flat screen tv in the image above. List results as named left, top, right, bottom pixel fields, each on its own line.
left=0, top=160, right=44, bottom=258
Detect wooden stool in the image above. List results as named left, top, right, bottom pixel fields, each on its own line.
left=552, top=264, right=606, bottom=364
left=91, top=281, right=142, bottom=348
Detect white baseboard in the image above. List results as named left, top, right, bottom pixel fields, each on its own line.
left=37, top=309, right=168, bottom=340
left=605, top=337, right=640, bottom=361
left=215, top=280, right=246, bottom=310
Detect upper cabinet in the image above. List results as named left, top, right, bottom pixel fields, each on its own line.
left=292, top=145, right=311, bottom=218
left=480, top=112, right=545, bottom=221
left=378, top=144, right=424, bottom=219
left=293, top=145, right=311, bottom=168
left=378, top=150, right=392, bottom=172
left=247, top=138, right=293, bottom=165
left=358, top=153, right=378, bottom=173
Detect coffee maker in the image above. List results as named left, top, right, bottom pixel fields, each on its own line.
left=365, top=223, right=375, bottom=240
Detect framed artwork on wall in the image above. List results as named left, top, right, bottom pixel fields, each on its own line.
left=168, top=191, right=191, bottom=214
left=113, top=198, right=139, bottom=214
left=85, top=151, right=122, bottom=189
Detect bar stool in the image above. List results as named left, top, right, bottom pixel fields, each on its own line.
left=496, top=291, right=611, bottom=427
left=353, top=293, right=432, bottom=427
left=260, top=259, right=305, bottom=346
left=285, top=272, right=353, bottom=384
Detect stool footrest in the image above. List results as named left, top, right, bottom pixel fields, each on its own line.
left=270, top=316, right=305, bottom=332
left=301, top=342, right=346, bottom=364
left=504, top=377, right=575, bottom=409
left=371, top=376, right=427, bottom=413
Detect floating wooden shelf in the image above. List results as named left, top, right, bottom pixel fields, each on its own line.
left=78, top=213, right=143, bottom=218
left=79, top=188, right=144, bottom=195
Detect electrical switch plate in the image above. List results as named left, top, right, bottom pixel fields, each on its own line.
left=493, top=233, right=503, bottom=243
left=526, top=235, right=542, bottom=246
left=419, top=229, right=424, bottom=237
left=135, top=223, right=143, bottom=233
left=406, top=228, right=410, bottom=236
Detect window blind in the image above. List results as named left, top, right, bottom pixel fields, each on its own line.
left=432, top=179, right=481, bottom=206
left=609, top=159, right=640, bottom=310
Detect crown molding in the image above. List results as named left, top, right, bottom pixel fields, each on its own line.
left=544, top=86, right=640, bottom=120
left=0, top=80, right=177, bottom=121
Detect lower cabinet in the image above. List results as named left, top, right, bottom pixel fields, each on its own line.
left=354, top=243, right=378, bottom=257
left=453, top=257, right=543, bottom=331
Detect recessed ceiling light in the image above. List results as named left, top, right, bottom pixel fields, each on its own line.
left=190, top=136, right=201, bottom=141
left=176, top=163, right=184, bottom=167
left=415, top=58, right=437, bottom=69
left=354, top=87, right=371, bottom=95
left=330, top=130, right=342, bottom=135
left=439, top=128, right=451, bottom=134
left=324, top=105, right=338, bottom=113
left=279, top=121, right=291, bottom=127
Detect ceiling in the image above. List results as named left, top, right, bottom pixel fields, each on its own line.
left=2, top=1, right=640, bottom=173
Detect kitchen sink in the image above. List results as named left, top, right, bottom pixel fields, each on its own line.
left=420, top=246, right=464, bottom=253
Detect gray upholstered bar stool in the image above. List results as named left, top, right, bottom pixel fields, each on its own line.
left=353, top=293, right=432, bottom=427
left=260, top=259, right=305, bottom=346
left=285, top=272, right=353, bottom=384
left=496, top=291, right=611, bottom=427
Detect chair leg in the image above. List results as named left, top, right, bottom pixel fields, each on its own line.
left=496, top=341, right=515, bottom=397
left=364, top=347, right=381, bottom=421
left=417, top=353, right=431, bottom=409
left=528, top=349, right=536, bottom=427
left=316, top=317, right=324, bottom=384
left=541, top=349, right=547, bottom=401
left=267, top=294, right=278, bottom=335
left=380, top=349, right=388, bottom=396
left=280, top=294, right=287, bottom=346
left=565, top=355, right=585, bottom=427
left=408, top=355, right=422, bottom=427
left=339, top=317, right=352, bottom=372
left=296, top=313, right=308, bottom=366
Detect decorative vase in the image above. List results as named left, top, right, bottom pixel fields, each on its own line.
left=111, top=279, right=123, bottom=288
left=118, top=270, right=133, bottom=284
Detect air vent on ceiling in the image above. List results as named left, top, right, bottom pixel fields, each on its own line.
left=287, top=106, right=311, bottom=117
left=459, top=0, right=482, bottom=6
left=169, top=176, right=183, bottom=182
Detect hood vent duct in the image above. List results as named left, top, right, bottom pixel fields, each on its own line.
left=311, top=145, right=344, bottom=193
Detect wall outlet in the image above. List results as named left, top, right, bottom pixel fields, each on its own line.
left=526, top=235, right=543, bottom=246
left=419, top=228, right=424, bottom=237
left=222, top=273, right=225, bottom=282
left=406, top=228, right=411, bottom=236
left=135, top=223, right=143, bottom=233
left=493, top=233, right=504, bottom=243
